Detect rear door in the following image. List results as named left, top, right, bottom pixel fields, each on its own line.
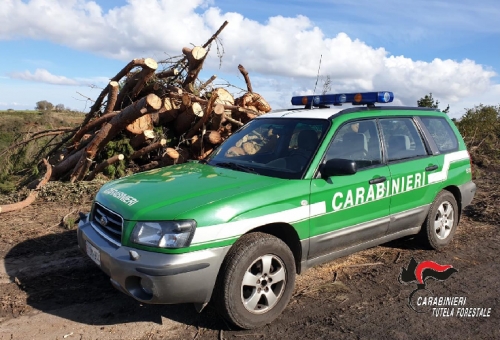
left=379, top=117, right=435, bottom=234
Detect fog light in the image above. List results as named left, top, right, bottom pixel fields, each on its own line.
left=140, top=278, right=154, bottom=296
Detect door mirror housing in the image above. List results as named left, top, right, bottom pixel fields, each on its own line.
left=321, top=158, right=357, bottom=179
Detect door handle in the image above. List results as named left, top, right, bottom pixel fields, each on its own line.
left=369, top=176, right=386, bottom=184
left=425, top=165, right=438, bottom=171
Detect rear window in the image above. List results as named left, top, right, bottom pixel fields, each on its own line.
left=379, top=118, right=428, bottom=161
left=420, top=117, right=459, bottom=153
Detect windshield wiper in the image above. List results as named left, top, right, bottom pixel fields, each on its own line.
left=215, top=162, right=258, bottom=174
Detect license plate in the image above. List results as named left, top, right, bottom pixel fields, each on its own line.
left=86, top=241, right=101, bottom=266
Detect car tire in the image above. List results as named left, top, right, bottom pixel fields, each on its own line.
left=214, top=232, right=296, bottom=329
left=421, top=190, right=459, bottom=250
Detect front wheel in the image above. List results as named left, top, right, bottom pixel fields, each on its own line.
left=214, top=232, right=296, bottom=329
left=421, top=190, right=459, bottom=250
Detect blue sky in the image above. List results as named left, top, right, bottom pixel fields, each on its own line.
left=0, top=0, right=499, bottom=118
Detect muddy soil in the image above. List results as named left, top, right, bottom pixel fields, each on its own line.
left=0, top=170, right=498, bottom=339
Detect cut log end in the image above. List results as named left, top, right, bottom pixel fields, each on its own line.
left=192, top=102, right=204, bottom=117
left=146, top=93, right=162, bottom=110
left=183, top=46, right=207, bottom=61
left=130, top=129, right=155, bottom=149
left=191, top=46, right=207, bottom=60
left=205, top=130, right=222, bottom=145
left=144, top=58, right=158, bottom=70
left=156, top=68, right=179, bottom=79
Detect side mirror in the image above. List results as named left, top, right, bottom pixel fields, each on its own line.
left=321, top=158, right=357, bottom=179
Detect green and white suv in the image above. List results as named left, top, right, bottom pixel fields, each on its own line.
left=78, top=91, right=476, bottom=329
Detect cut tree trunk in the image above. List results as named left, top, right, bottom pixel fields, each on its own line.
left=204, top=130, right=222, bottom=145
left=199, top=148, right=214, bottom=159
left=69, top=94, right=162, bottom=182
left=185, top=91, right=219, bottom=139
left=182, top=46, right=207, bottom=91
left=130, top=129, right=155, bottom=149
left=242, top=92, right=271, bottom=113
left=181, top=92, right=192, bottom=110
left=191, top=131, right=221, bottom=158
left=169, top=20, right=228, bottom=82
left=168, top=91, right=260, bottom=117
left=161, top=147, right=190, bottom=166
left=151, top=97, right=180, bottom=125
left=166, top=85, right=183, bottom=95
left=0, top=159, right=52, bottom=214
left=67, top=132, right=95, bottom=159
left=71, top=111, right=118, bottom=144
left=210, top=103, right=225, bottom=131
left=156, top=68, right=179, bottom=79
left=213, top=88, right=235, bottom=111
left=138, top=161, right=159, bottom=172
left=218, top=123, right=233, bottom=138
left=114, top=58, right=158, bottom=111
left=112, top=58, right=158, bottom=82
left=125, top=114, right=154, bottom=135
left=130, top=59, right=158, bottom=99
left=199, top=74, right=217, bottom=92
left=174, top=102, right=204, bottom=135
left=130, top=139, right=166, bottom=160
left=223, top=114, right=244, bottom=127
left=161, top=148, right=180, bottom=166
left=82, top=58, right=158, bottom=127
left=238, top=64, right=253, bottom=93
left=86, top=154, right=124, bottom=181
left=104, top=81, right=119, bottom=114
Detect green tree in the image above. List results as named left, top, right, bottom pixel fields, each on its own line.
left=35, top=100, right=54, bottom=111
left=456, top=104, right=500, bottom=165
left=417, top=93, right=450, bottom=114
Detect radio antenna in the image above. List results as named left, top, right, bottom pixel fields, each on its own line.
left=313, top=54, right=322, bottom=95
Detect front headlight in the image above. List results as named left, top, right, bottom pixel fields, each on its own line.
left=131, top=220, right=196, bottom=248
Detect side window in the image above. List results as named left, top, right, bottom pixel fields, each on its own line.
left=325, top=119, right=382, bottom=170
left=380, top=118, right=428, bottom=162
left=420, top=117, right=459, bottom=153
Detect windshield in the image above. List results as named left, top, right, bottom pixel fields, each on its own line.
left=207, top=118, right=330, bottom=179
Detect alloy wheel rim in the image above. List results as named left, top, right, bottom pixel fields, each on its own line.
left=434, top=200, right=454, bottom=240
left=240, top=254, right=286, bottom=314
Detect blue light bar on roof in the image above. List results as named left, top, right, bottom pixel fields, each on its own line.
left=291, top=91, right=394, bottom=107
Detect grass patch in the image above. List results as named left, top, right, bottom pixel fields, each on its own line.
left=0, top=110, right=84, bottom=191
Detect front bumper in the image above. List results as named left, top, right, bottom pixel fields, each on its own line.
left=77, top=215, right=230, bottom=305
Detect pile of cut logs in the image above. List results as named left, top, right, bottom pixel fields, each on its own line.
left=0, top=21, right=276, bottom=213
left=44, top=21, right=271, bottom=183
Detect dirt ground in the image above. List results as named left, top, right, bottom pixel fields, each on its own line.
left=0, top=169, right=498, bottom=340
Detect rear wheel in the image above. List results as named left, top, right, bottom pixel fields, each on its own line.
left=214, top=232, right=296, bottom=329
left=421, top=190, right=459, bottom=250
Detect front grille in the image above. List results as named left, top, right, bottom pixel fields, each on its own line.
left=91, top=202, right=123, bottom=246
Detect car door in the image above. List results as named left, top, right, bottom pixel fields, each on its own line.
left=379, top=117, right=435, bottom=234
left=308, top=119, right=391, bottom=260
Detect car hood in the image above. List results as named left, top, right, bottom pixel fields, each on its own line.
left=95, top=162, right=280, bottom=221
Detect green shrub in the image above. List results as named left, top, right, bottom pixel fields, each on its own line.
left=456, top=104, right=500, bottom=166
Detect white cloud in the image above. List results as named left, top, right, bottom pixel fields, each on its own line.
left=375, top=57, right=496, bottom=107
left=0, top=101, right=26, bottom=106
left=8, top=68, right=80, bottom=85
left=0, top=0, right=498, bottom=118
